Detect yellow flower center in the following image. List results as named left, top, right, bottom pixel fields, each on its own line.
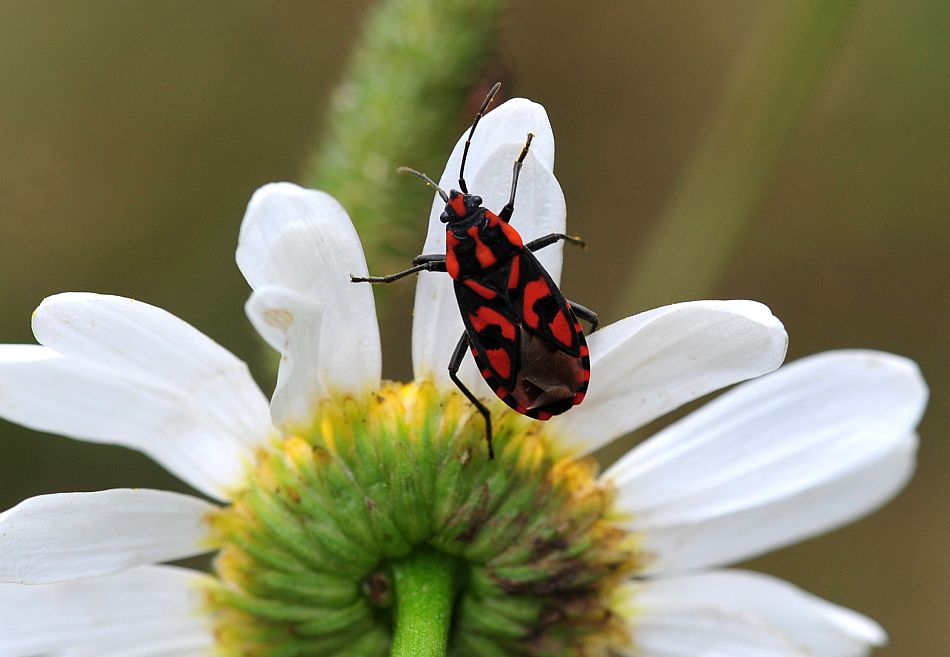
left=205, top=381, right=639, bottom=656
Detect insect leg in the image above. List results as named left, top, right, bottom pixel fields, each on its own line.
left=568, top=301, right=599, bottom=332
left=411, top=253, right=447, bottom=266
left=498, top=132, right=535, bottom=222
left=350, top=259, right=447, bottom=284
left=525, top=233, right=586, bottom=252
left=448, top=332, right=494, bottom=460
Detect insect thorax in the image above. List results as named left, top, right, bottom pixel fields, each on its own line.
left=445, top=210, right=523, bottom=280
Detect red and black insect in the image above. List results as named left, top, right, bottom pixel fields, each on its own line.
left=352, top=83, right=597, bottom=458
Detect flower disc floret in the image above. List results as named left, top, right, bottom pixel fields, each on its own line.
left=207, top=381, right=638, bottom=657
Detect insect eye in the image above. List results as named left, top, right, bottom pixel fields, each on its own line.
left=440, top=211, right=450, bottom=223
left=472, top=196, right=482, bottom=206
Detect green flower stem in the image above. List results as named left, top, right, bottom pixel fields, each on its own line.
left=390, top=547, right=459, bottom=657
left=306, top=0, right=504, bottom=270
left=617, top=0, right=859, bottom=313
left=261, top=0, right=504, bottom=375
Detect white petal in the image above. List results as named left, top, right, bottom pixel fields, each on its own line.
left=608, top=350, right=926, bottom=572
left=430, top=98, right=557, bottom=210
left=0, top=344, right=257, bottom=501
left=549, top=300, right=788, bottom=453
left=237, top=182, right=381, bottom=415
left=34, top=293, right=258, bottom=397
left=635, top=433, right=916, bottom=576
left=0, top=490, right=216, bottom=584
left=246, top=286, right=325, bottom=431
left=412, top=99, right=565, bottom=385
left=32, top=293, right=274, bottom=453
left=622, top=606, right=804, bottom=657
left=626, top=569, right=885, bottom=657
left=0, top=565, right=213, bottom=657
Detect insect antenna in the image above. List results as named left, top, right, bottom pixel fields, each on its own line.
left=458, top=81, right=502, bottom=194
left=397, top=166, right=449, bottom=202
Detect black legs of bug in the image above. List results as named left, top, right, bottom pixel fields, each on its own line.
left=407, top=234, right=583, bottom=272
left=350, top=259, right=447, bottom=284
left=569, top=301, right=599, bottom=332
left=448, top=332, right=495, bottom=460
left=525, top=233, right=586, bottom=252
left=411, top=253, right=447, bottom=266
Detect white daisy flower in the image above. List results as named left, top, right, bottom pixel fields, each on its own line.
left=0, top=97, right=927, bottom=657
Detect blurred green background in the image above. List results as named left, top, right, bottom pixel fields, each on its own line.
left=0, top=1, right=946, bottom=655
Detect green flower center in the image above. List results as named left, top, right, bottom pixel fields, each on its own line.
left=206, top=381, right=638, bottom=656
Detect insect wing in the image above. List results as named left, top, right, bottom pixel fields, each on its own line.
left=508, top=250, right=590, bottom=418
left=454, top=278, right=522, bottom=391
left=455, top=250, right=591, bottom=420
left=514, top=249, right=582, bottom=356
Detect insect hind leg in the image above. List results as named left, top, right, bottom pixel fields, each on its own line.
left=568, top=301, right=599, bottom=332
left=350, top=259, right=446, bottom=284
left=448, top=332, right=494, bottom=459
left=411, top=253, right=447, bottom=266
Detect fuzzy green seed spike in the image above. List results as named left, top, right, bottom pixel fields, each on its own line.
left=208, top=383, right=636, bottom=656
left=390, top=547, right=459, bottom=657
left=307, top=0, right=504, bottom=271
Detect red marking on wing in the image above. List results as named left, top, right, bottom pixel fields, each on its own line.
left=507, top=255, right=521, bottom=289
left=454, top=247, right=593, bottom=421
left=446, top=232, right=461, bottom=279
left=486, top=348, right=512, bottom=379
left=464, top=279, right=498, bottom=299
left=469, top=306, right=516, bottom=341
left=549, top=312, right=573, bottom=348
left=499, top=217, right=524, bottom=247
left=467, top=226, right=497, bottom=268
left=522, top=278, right=550, bottom=328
